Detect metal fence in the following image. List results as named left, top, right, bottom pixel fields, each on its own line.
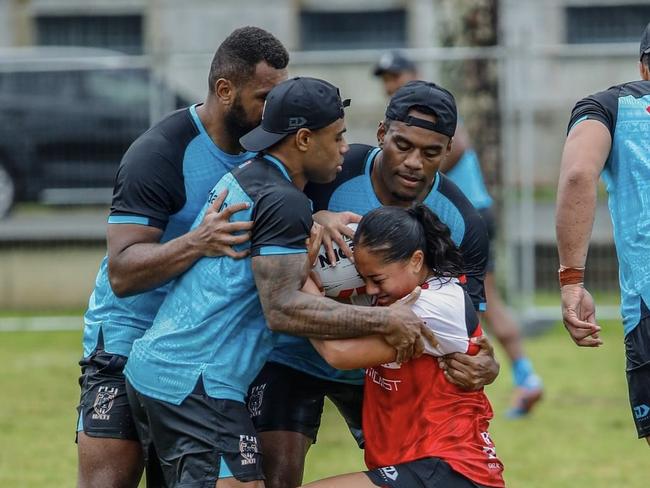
left=0, top=39, right=633, bottom=320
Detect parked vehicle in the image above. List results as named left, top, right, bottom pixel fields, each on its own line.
left=0, top=47, right=188, bottom=217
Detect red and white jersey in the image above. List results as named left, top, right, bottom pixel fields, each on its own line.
left=363, top=278, right=505, bottom=487
left=411, top=277, right=482, bottom=356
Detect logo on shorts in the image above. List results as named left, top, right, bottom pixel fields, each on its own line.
left=248, top=384, right=266, bottom=417
left=634, top=404, right=650, bottom=420
left=91, top=386, right=118, bottom=421
left=378, top=466, right=399, bottom=481
left=239, top=435, right=258, bottom=466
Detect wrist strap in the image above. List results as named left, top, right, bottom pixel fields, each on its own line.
left=558, top=266, right=585, bottom=287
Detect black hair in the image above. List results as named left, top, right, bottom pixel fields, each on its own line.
left=353, top=203, right=464, bottom=279
left=208, top=26, right=289, bottom=92
left=383, top=104, right=438, bottom=131
left=642, top=53, right=650, bottom=71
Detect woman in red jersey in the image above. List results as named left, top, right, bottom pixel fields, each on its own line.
left=302, top=204, right=505, bottom=488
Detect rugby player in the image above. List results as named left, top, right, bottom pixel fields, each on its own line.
left=303, top=204, right=505, bottom=488
left=556, top=22, right=650, bottom=447
left=76, top=27, right=289, bottom=488
left=374, top=50, right=544, bottom=417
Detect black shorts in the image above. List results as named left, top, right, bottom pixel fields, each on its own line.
left=247, top=361, right=364, bottom=446
left=366, top=457, right=489, bottom=488
left=478, top=207, right=496, bottom=273
left=76, top=350, right=138, bottom=441
left=126, top=379, right=264, bottom=486
left=625, top=316, right=650, bottom=438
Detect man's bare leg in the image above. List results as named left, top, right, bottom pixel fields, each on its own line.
left=77, top=433, right=144, bottom=488
left=259, top=431, right=312, bottom=488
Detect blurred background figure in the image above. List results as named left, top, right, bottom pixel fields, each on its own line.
left=373, top=50, right=543, bottom=418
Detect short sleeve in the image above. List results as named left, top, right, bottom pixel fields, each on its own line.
left=109, top=137, right=186, bottom=229
left=567, top=87, right=619, bottom=136
left=412, top=284, right=480, bottom=357
left=458, top=210, right=489, bottom=312
left=251, top=187, right=313, bottom=257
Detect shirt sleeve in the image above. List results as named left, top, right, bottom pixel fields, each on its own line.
left=411, top=284, right=481, bottom=357
left=109, top=137, right=186, bottom=229
left=250, top=187, right=313, bottom=257
left=567, top=87, right=619, bottom=136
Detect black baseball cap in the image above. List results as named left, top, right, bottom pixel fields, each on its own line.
left=641, top=22, right=650, bottom=60
left=385, top=80, right=457, bottom=138
left=373, top=50, right=417, bottom=76
left=240, top=77, right=350, bottom=152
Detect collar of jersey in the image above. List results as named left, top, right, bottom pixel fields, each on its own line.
left=366, top=147, right=441, bottom=204
left=189, top=104, right=256, bottom=165
left=423, top=275, right=457, bottom=288
left=261, top=154, right=292, bottom=182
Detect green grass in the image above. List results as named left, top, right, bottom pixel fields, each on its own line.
left=1, top=322, right=647, bottom=487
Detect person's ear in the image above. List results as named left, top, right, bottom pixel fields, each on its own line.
left=215, top=78, right=235, bottom=106
left=295, top=128, right=312, bottom=152
left=377, top=121, right=386, bottom=147
left=410, top=250, right=425, bottom=274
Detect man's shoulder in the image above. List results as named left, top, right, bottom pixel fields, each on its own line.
left=576, top=80, right=650, bottom=109
left=429, top=173, right=477, bottom=214
left=231, top=156, right=306, bottom=201
left=122, top=107, right=197, bottom=167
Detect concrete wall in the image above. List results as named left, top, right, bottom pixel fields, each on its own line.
left=0, top=244, right=104, bottom=310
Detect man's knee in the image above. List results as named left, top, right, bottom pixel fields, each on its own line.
left=77, top=433, right=143, bottom=488
left=259, top=431, right=311, bottom=488
left=645, top=435, right=650, bottom=448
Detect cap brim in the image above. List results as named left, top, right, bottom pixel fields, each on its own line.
left=373, top=65, right=399, bottom=76
left=239, top=126, right=288, bottom=152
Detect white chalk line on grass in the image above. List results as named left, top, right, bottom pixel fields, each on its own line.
left=0, top=316, right=82, bottom=331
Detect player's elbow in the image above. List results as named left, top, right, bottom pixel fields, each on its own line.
left=263, top=306, right=292, bottom=333
left=561, top=166, right=599, bottom=190
left=107, top=263, right=134, bottom=298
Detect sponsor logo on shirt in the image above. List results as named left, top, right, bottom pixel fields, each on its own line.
left=91, top=386, right=118, bottom=421
left=367, top=367, right=401, bottom=391
left=481, top=431, right=499, bottom=463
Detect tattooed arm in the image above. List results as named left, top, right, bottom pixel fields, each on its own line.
left=252, top=253, right=434, bottom=363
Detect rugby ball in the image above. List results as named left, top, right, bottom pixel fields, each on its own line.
left=313, top=223, right=366, bottom=299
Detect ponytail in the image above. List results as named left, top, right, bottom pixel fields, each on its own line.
left=406, top=203, right=464, bottom=278
left=353, top=203, right=464, bottom=278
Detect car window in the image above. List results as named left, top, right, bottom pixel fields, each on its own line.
left=84, top=69, right=151, bottom=108
left=0, top=70, right=80, bottom=99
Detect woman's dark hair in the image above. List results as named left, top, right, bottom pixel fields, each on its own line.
left=353, top=203, right=464, bottom=278
left=208, top=26, right=289, bottom=92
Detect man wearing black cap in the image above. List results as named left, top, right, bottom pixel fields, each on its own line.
left=373, top=50, right=545, bottom=419
left=557, top=22, right=650, bottom=447
left=373, top=50, right=418, bottom=97
left=249, top=80, right=501, bottom=488
left=123, top=77, right=434, bottom=487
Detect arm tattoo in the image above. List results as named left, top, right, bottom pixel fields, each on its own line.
left=252, top=254, right=390, bottom=339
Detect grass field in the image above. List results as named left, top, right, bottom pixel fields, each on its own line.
left=0, top=320, right=647, bottom=487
